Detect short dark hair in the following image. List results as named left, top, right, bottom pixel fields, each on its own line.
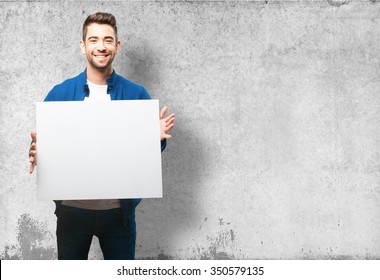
left=82, top=12, right=118, bottom=41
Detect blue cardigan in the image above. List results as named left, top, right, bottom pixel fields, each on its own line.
left=45, top=69, right=166, bottom=223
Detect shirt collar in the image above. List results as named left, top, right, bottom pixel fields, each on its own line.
left=83, top=68, right=117, bottom=96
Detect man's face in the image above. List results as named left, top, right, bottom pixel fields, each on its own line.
left=80, top=23, right=120, bottom=72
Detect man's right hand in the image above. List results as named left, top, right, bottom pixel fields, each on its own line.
left=29, top=131, right=37, bottom=174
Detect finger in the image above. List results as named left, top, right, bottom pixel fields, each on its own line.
left=164, top=113, right=175, bottom=122
left=163, top=133, right=172, bottom=139
left=165, top=117, right=175, bottom=126
left=31, top=131, right=37, bottom=143
left=160, top=106, right=168, bottom=119
left=29, top=150, right=36, bottom=158
left=29, top=144, right=36, bottom=156
left=164, top=123, right=174, bottom=133
left=29, top=156, right=35, bottom=163
left=29, top=162, right=35, bottom=174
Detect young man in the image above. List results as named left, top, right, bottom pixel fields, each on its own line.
left=28, top=12, right=174, bottom=260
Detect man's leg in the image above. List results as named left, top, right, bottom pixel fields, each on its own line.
left=96, top=208, right=136, bottom=260
left=56, top=205, right=95, bottom=260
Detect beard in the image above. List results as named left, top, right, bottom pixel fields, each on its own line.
left=87, top=53, right=115, bottom=72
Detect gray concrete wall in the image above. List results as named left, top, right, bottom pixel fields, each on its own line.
left=1, top=0, right=379, bottom=259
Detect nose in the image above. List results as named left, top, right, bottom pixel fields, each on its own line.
left=96, top=40, right=106, bottom=51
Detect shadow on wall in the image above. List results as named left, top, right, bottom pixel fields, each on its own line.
left=120, top=41, right=161, bottom=92
left=122, top=45, right=209, bottom=259
left=137, top=116, right=208, bottom=259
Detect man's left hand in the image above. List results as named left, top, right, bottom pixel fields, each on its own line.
left=160, top=106, right=175, bottom=140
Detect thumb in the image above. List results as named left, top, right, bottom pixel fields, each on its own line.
left=31, top=131, right=37, bottom=143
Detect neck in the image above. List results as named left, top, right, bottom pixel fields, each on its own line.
left=86, top=65, right=113, bottom=85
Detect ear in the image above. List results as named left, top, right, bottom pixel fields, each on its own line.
left=115, top=40, right=121, bottom=54
left=80, top=40, right=86, bottom=55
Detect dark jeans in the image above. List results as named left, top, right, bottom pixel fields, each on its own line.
left=56, top=205, right=136, bottom=260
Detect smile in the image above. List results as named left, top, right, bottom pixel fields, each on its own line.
left=94, top=54, right=109, bottom=58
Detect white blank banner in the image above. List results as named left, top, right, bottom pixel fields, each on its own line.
left=36, top=100, right=162, bottom=200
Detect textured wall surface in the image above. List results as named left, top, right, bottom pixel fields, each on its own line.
left=1, top=0, right=379, bottom=260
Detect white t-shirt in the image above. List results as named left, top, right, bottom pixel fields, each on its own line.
left=84, top=80, right=110, bottom=101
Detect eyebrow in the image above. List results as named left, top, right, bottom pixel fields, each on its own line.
left=87, top=36, right=115, bottom=41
